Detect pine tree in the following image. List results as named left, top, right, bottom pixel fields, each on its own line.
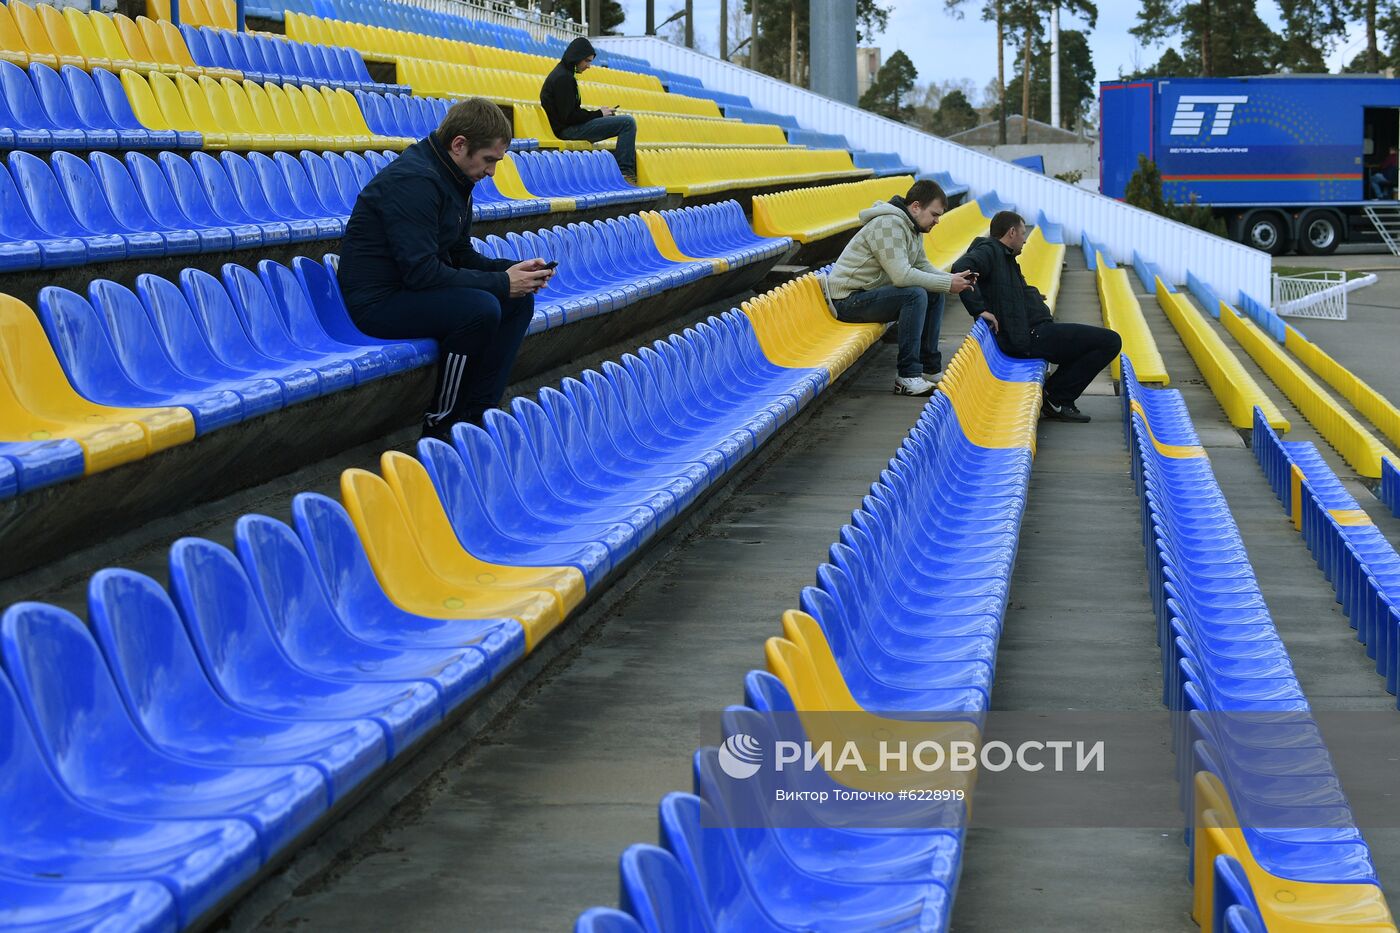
left=859, top=49, right=919, bottom=122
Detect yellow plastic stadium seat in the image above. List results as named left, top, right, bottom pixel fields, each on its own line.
left=742, top=275, right=881, bottom=378
left=1192, top=771, right=1395, bottom=932
left=172, top=73, right=245, bottom=148
left=1096, top=259, right=1168, bottom=384
left=0, top=296, right=193, bottom=472
left=940, top=343, right=1040, bottom=449
left=921, top=199, right=989, bottom=269
left=114, top=13, right=179, bottom=73
left=61, top=8, right=117, bottom=71
left=1016, top=227, right=1065, bottom=312
left=494, top=156, right=573, bottom=211
left=33, top=2, right=92, bottom=70
left=201, top=76, right=278, bottom=149
left=1154, top=281, right=1287, bottom=431
left=1221, top=302, right=1396, bottom=478
left=751, top=176, right=910, bottom=243
left=380, top=451, right=586, bottom=620
left=128, top=69, right=223, bottom=145
left=8, top=1, right=65, bottom=70
left=1128, top=399, right=1207, bottom=458
left=764, top=620, right=980, bottom=799
left=640, top=211, right=727, bottom=273
left=327, top=85, right=412, bottom=150
left=339, top=467, right=568, bottom=651
left=206, top=0, right=236, bottom=32
left=506, top=102, right=591, bottom=150
left=0, top=3, right=32, bottom=68
left=87, top=11, right=150, bottom=74
left=1282, top=324, right=1400, bottom=449
left=274, top=82, right=350, bottom=150
left=637, top=147, right=869, bottom=197
left=136, top=14, right=192, bottom=75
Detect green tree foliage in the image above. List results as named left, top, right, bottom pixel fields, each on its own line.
left=742, top=0, right=891, bottom=84
left=540, top=0, right=627, bottom=35
left=1131, top=0, right=1285, bottom=76
left=1003, top=27, right=1096, bottom=128
left=859, top=49, right=919, bottom=121
left=930, top=89, right=982, bottom=135
left=1125, top=155, right=1228, bottom=236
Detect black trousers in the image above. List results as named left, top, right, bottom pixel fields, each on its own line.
left=1021, top=321, right=1122, bottom=405
left=353, top=286, right=534, bottom=428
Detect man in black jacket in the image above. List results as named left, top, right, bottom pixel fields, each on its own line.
left=338, top=98, right=554, bottom=441
left=952, top=210, right=1121, bottom=423
left=540, top=36, right=637, bottom=181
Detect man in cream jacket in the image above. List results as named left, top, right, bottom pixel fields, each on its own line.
left=825, top=178, right=975, bottom=396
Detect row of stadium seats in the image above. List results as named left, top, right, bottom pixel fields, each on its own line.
left=0, top=199, right=787, bottom=497
left=1254, top=410, right=1400, bottom=692
left=394, top=57, right=721, bottom=120
left=0, top=148, right=396, bottom=268
left=576, top=312, right=1048, bottom=931
left=751, top=174, right=911, bottom=243
left=284, top=11, right=660, bottom=94
left=0, top=60, right=207, bottom=150
left=853, top=149, right=921, bottom=177
left=119, top=68, right=412, bottom=151
left=1091, top=247, right=1168, bottom=384
left=1217, top=292, right=1397, bottom=478
left=1148, top=271, right=1289, bottom=431
left=1278, top=317, right=1400, bottom=453
left=1120, top=357, right=1395, bottom=932
left=637, top=147, right=870, bottom=197
left=0, top=269, right=864, bottom=930
left=179, top=22, right=405, bottom=94
left=352, top=88, right=536, bottom=150
left=1, top=3, right=227, bottom=79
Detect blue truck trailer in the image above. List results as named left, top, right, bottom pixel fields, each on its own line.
left=1099, top=75, right=1400, bottom=255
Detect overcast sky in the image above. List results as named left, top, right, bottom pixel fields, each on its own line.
left=611, top=1, right=1370, bottom=105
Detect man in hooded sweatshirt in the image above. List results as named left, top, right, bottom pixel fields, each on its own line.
left=951, top=210, right=1121, bottom=423
left=826, top=178, right=976, bottom=397
left=338, top=98, right=554, bottom=441
left=541, top=37, right=638, bottom=182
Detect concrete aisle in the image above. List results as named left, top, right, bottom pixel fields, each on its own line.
left=257, top=341, right=942, bottom=931
left=1131, top=274, right=1400, bottom=916
left=950, top=253, right=1191, bottom=931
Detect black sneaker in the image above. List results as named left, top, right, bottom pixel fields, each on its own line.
left=419, top=421, right=455, bottom=444
left=1041, top=398, right=1091, bottom=422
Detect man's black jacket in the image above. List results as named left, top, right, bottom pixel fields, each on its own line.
left=337, top=133, right=514, bottom=315
left=951, top=235, right=1053, bottom=355
left=540, top=36, right=602, bottom=137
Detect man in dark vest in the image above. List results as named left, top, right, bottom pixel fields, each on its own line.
left=952, top=210, right=1121, bottom=423
left=540, top=37, right=638, bottom=182
left=338, top=98, right=554, bottom=441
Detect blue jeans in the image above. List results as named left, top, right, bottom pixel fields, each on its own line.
left=1372, top=171, right=1394, bottom=199
left=558, top=114, right=637, bottom=175
left=833, top=285, right=944, bottom=377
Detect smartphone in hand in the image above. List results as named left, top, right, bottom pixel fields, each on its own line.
left=542, top=259, right=559, bottom=270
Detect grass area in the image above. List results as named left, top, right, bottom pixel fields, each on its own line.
left=1272, top=266, right=1370, bottom=281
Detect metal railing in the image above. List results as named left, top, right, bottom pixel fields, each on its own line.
left=1272, top=270, right=1348, bottom=320
left=397, top=0, right=585, bottom=40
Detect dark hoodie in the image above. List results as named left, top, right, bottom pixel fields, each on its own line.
left=950, top=235, right=1052, bottom=356
left=541, top=37, right=602, bottom=136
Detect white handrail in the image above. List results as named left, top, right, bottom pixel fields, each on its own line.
left=594, top=34, right=1270, bottom=304
left=394, top=0, right=584, bottom=41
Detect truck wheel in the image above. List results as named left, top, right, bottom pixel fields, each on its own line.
left=1242, top=212, right=1291, bottom=255
left=1296, top=210, right=1342, bottom=256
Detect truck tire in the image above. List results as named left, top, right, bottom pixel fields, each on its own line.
left=1296, top=210, right=1342, bottom=255
left=1242, top=211, right=1291, bottom=255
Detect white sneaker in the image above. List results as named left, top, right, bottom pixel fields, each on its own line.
left=921, top=372, right=944, bottom=384
left=893, top=375, right=936, bottom=397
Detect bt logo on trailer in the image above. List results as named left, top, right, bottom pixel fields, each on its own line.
left=1169, top=96, right=1248, bottom=136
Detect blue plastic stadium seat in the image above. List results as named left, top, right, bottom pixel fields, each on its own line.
left=853, top=150, right=921, bottom=177
left=51, top=151, right=167, bottom=257
left=0, top=874, right=177, bottom=933
left=0, top=159, right=85, bottom=270
left=574, top=907, right=644, bottom=933
left=661, top=200, right=792, bottom=268
left=0, top=602, right=329, bottom=861
left=9, top=150, right=127, bottom=262
left=86, top=567, right=387, bottom=803
left=177, top=267, right=326, bottom=402
left=0, top=670, right=259, bottom=926
left=156, top=151, right=264, bottom=250
left=167, top=536, right=443, bottom=756
left=83, top=151, right=198, bottom=255
left=723, top=105, right=799, bottom=129
left=0, top=60, right=83, bottom=149
left=295, top=253, right=436, bottom=367
left=512, top=149, right=664, bottom=207
left=29, top=62, right=118, bottom=149
left=93, top=68, right=198, bottom=148
left=37, top=284, right=244, bottom=434
left=220, top=261, right=372, bottom=388
left=786, top=127, right=850, bottom=149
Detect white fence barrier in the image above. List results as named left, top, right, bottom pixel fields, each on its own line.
left=1272, top=271, right=1377, bottom=320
